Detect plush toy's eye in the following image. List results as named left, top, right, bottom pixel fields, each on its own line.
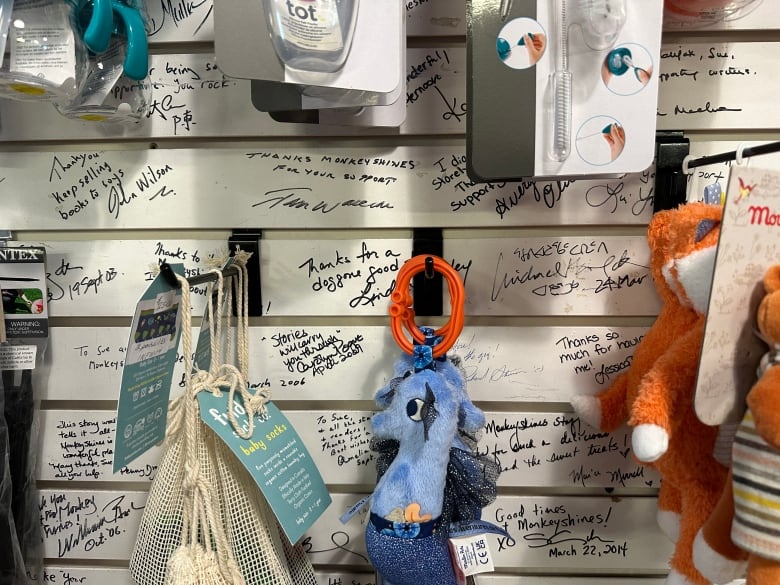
left=402, top=371, right=412, bottom=379
left=407, top=398, right=425, bottom=421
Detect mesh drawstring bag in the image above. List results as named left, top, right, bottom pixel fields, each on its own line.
left=130, top=268, right=245, bottom=585
left=204, top=260, right=317, bottom=585
left=130, top=257, right=317, bottom=585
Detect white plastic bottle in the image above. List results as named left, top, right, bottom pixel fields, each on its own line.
left=264, top=0, right=359, bottom=73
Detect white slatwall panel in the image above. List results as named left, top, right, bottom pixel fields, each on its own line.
left=0, top=49, right=466, bottom=140
left=4, top=0, right=769, bottom=580
left=38, top=490, right=671, bottom=571
left=262, top=236, right=659, bottom=316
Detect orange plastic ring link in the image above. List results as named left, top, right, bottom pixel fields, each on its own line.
left=389, top=255, right=465, bottom=357
left=394, top=256, right=465, bottom=344
left=399, top=259, right=464, bottom=354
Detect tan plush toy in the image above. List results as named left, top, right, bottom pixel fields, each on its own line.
left=572, top=202, right=733, bottom=585
left=694, top=265, right=780, bottom=585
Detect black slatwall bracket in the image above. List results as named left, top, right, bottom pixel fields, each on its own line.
left=653, top=131, right=690, bottom=213
left=228, top=229, right=263, bottom=317
left=411, top=228, right=444, bottom=317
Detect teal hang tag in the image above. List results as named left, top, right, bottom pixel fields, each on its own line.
left=113, top=263, right=184, bottom=473
left=199, top=392, right=332, bottom=544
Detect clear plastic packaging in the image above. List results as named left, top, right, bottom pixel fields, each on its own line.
left=0, top=0, right=88, bottom=101
left=548, top=0, right=627, bottom=162
left=78, top=0, right=149, bottom=81
left=263, top=0, right=359, bottom=73
left=664, top=0, right=762, bottom=28
left=54, top=36, right=150, bottom=123
left=54, top=0, right=150, bottom=123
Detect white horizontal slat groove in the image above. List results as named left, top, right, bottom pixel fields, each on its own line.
left=38, top=489, right=672, bottom=572
left=2, top=147, right=655, bottom=229
left=37, top=565, right=670, bottom=584
left=38, top=409, right=660, bottom=489
left=41, top=325, right=647, bottom=402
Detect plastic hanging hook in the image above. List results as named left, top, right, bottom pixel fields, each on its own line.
left=735, top=142, right=748, bottom=166
left=682, top=153, right=694, bottom=176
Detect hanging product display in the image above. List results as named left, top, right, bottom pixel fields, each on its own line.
left=130, top=257, right=320, bottom=585
left=54, top=0, right=151, bottom=123
left=571, top=202, right=734, bottom=585
left=358, top=255, right=507, bottom=585
left=0, top=246, right=48, bottom=584
left=0, top=0, right=88, bottom=101
left=695, top=163, right=780, bottom=427
left=467, top=0, right=663, bottom=180
left=213, top=0, right=405, bottom=123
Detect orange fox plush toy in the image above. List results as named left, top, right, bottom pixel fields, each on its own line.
left=694, top=265, right=780, bottom=585
left=572, top=202, right=733, bottom=585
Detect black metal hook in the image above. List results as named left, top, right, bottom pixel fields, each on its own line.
left=159, top=261, right=181, bottom=289
left=424, top=256, right=435, bottom=280
left=412, top=229, right=444, bottom=317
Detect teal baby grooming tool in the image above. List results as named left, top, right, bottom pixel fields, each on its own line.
left=111, top=1, right=148, bottom=80
left=516, top=31, right=534, bottom=46
left=83, top=0, right=113, bottom=52
left=79, top=0, right=148, bottom=81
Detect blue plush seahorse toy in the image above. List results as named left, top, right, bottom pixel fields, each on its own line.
left=365, top=332, right=504, bottom=585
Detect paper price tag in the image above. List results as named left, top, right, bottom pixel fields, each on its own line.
left=448, top=533, right=495, bottom=584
